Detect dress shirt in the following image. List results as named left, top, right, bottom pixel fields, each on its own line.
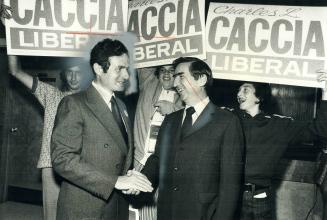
left=92, top=81, right=114, bottom=110
left=92, top=82, right=128, bottom=128
left=182, top=96, right=210, bottom=125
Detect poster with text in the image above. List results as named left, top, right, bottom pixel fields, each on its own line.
left=206, top=3, right=327, bottom=88
left=128, top=0, right=206, bottom=68
left=4, top=0, right=128, bottom=57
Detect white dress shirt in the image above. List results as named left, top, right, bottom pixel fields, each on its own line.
left=92, top=81, right=114, bottom=110
left=182, top=96, right=210, bottom=125
left=92, top=82, right=128, bottom=129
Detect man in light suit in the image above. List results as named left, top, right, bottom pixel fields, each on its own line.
left=51, top=38, right=153, bottom=220
left=141, top=57, right=244, bottom=220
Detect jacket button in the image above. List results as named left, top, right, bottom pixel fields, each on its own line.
left=173, top=186, right=179, bottom=191
left=104, top=144, right=109, bottom=148
left=173, top=167, right=178, bottom=171
left=115, top=164, right=121, bottom=169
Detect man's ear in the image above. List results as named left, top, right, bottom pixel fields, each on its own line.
left=196, top=74, right=207, bottom=87
left=92, top=63, right=102, bottom=76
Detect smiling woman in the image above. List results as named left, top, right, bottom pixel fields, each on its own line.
left=157, top=65, right=174, bottom=89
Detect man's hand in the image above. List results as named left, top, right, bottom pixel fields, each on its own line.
left=121, top=170, right=141, bottom=195
left=122, top=188, right=141, bottom=195
left=154, top=100, right=175, bottom=115
left=115, top=170, right=153, bottom=194
left=316, top=70, right=327, bottom=100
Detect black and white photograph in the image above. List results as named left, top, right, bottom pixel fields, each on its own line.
left=0, top=0, right=327, bottom=220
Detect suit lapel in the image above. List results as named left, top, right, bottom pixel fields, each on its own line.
left=159, top=109, right=183, bottom=178
left=183, top=102, right=216, bottom=139
left=172, top=109, right=184, bottom=144
left=115, top=97, right=133, bottom=173
left=160, top=109, right=184, bottom=154
left=84, top=86, right=128, bottom=155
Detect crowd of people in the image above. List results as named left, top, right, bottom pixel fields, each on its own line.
left=5, top=37, right=327, bottom=220
left=2, top=3, right=327, bottom=220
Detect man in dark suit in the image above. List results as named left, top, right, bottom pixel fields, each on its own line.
left=141, top=57, right=244, bottom=220
left=51, top=38, right=153, bottom=220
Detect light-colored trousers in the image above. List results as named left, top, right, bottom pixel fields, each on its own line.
left=41, top=167, right=60, bottom=220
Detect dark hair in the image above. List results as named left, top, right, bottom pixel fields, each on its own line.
left=90, top=38, right=128, bottom=75
left=154, top=65, right=174, bottom=78
left=172, top=57, right=213, bottom=90
left=59, top=58, right=88, bottom=91
left=246, top=82, right=271, bottom=110
left=60, top=69, right=69, bottom=91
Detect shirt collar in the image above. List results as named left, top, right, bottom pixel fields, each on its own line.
left=92, top=81, right=114, bottom=104
left=185, top=96, right=210, bottom=116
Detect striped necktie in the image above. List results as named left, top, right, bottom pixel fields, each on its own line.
left=110, top=96, right=128, bottom=144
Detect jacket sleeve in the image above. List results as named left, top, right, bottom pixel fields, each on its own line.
left=215, top=114, right=244, bottom=220
left=33, top=78, right=62, bottom=108
left=135, top=117, right=166, bottom=205
left=141, top=114, right=172, bottom=187
left=51, top=96, right=118, bottom=201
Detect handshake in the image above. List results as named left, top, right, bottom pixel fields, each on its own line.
left=115, top=170, right=153, bottom=195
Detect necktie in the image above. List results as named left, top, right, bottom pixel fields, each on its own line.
left=181, top=107, right=195, bottom=140
left=110, top=96, right=128, bottom=144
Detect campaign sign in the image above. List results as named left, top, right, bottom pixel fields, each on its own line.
left=4, top=0, right=128, bottom=57
left=128, top=0, right=206, bottom=68
left=206, top=3, right=327, bottom=88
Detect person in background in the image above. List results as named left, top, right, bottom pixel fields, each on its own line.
left=51, top=38, right=153, bottom=220
left=133, top=65, right=183, bottom=219
left=141, top=57, right=244, bottom=220
left=234, top=72, right=327, bottom=220
left=2, top=4, right=93, bottom=218
left=7, top=55, right=92, bottom=220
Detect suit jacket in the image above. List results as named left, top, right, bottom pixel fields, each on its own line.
left=51, top=85, right=133, bottom=220
left=142, top=102, right=244, bottom=220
